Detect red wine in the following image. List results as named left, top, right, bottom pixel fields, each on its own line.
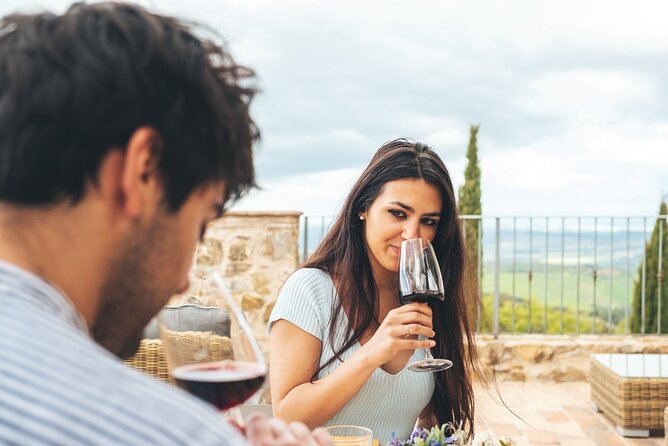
left=400, top=290, right=445, bottom=306
left=172, top=361, right=266, bottom=411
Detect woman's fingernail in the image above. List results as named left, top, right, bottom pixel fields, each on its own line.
left=429, top=341, right=436, bottom=347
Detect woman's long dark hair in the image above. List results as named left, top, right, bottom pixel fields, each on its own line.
left=303, top=138, right=480, bottom=433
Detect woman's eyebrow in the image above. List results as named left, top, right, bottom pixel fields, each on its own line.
left=388, top=201, right=441, bottom=217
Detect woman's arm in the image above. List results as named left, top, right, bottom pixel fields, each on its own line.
left=269, top=320, right=376, bottom=428
left=270, top=303, right=435, bottom=428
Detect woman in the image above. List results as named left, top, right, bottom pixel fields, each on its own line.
left=268, top=139, right=479, bottom=443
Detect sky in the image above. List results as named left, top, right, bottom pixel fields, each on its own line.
left=3, top=0, right=668, bottom=217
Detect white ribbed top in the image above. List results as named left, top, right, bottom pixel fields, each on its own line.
left=269, top=268, right=434, bottom=444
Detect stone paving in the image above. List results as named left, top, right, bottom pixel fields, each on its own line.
left=474, top=381, right=665, bottom=446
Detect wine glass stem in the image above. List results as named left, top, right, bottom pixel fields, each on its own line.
left=223, top=407, right=244, bottom=430
left=418, top=335, right=435, bottom=361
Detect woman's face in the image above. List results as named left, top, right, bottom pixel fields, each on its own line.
left=360, top=178, right=443, bottom=275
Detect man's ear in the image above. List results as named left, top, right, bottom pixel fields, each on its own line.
left=120, top=127, right=162, bottom=218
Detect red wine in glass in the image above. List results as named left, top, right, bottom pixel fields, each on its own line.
left=173, top=360, right=266, bottom=411
left=400, top=290, right=445, bottom=306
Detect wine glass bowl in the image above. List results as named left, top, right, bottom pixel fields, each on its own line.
left=324, top=425, right=373, bottom=446
left=399, top=238, right=452, bottom=373
left=159, top=269, right=267, bottom=411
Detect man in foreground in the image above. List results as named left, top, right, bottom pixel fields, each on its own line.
left=0, top=3, right=329, bottom=445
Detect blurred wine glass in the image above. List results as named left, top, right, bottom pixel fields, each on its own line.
left=159, top=268, right=267, bottom=411
left=324, top=425, right=373, bottom=446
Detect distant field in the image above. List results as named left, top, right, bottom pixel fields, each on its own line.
left=480, top=264, right=636, bottom=312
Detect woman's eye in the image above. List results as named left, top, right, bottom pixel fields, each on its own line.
left=422, top=218, right=438, bottom=226
left=389, top=210, right=405, bottom=218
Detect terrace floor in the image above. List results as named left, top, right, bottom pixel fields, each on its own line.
left=474, top=381, right=665, bottom=446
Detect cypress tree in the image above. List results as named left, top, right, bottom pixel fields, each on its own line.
left=458, top=125, right=482, bottom=327
left=630, top=199, right=668, bottom=333
left=458, top=125, right=482, bottom=274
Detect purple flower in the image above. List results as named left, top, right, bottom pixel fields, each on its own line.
left=444, top=434, right=457, bottom=444
left=387, top=432, right=404, bottom=446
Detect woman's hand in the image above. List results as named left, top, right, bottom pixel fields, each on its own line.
left=358, top=302, right=435, bottom=367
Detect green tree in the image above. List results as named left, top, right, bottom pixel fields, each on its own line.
left=458, top=125, right=482, bottom=271
left=630, top=199, right=668, bottom=333
left=458, top=125, right=482, bottom=326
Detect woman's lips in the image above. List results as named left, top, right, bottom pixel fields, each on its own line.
left=389, top=245, right=400, bottom=256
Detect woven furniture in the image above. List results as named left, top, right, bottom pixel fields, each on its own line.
left=125, top=339, right=172, bottom=383
left=160, top=328, right=234, bottom=368
left=590, top=353, right=668, bottom=437
left=665, top=406, right=668, bottom=446
left=125, top=332, right=234, bottom=384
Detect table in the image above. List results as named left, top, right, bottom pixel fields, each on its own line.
left=590, top=353, right=668, bottom=437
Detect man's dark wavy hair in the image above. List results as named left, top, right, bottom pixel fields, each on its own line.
left=0, top=2, right=258, bottom=211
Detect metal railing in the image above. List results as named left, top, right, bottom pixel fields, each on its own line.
left=300, top=214, right=667, bottom=336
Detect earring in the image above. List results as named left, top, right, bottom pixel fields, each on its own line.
left=359, top=215, right=365, bottom=220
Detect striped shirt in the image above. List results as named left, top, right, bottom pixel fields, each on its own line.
left=0, top=260, right=246, bottom=446
left=268, top=268, right=435, bottom=444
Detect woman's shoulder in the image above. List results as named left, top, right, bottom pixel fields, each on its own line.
left=279, top=267, right=335, bottom=306
left=284, top=267, right=334, bottom=289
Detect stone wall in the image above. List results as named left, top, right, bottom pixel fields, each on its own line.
left=476, top=334, right=668, bottom=382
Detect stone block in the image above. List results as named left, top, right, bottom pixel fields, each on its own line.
left=226, top=262, right=251, bottom=275
left=251, top=272, right=271, bottom=295
left=263, top=301, right=276, bottom=324
left=242, top=293, right=264, bottom=311
left=228, top=244, right=248, bottom=262
left=196, top=239, right=223, bottom=266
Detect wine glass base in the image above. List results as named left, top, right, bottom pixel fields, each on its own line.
left=408, top=358, right=453, bottom=373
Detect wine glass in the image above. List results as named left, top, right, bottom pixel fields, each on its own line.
left=324, top=425, right=373, bottom=446
left=399, top=238, right=453, bottom=372
left=158, top=268, right=267, bottom=412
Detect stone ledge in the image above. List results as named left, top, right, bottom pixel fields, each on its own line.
left=224, top=210, right=303, bottom=217
left=476, top=334, right=668, bottom=382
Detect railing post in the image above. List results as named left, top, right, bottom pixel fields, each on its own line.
left=544, top=217, right=549, bottom=333
left=576, top=217, right=581, bottom=335
left=560, top=217, right=565, bottom=334
left=609, top=217, right=614, bottom=334
left=593, top=217, right=598, bottom=334
left=477, top=218, right=483, bottom=333
left=494, top=217, right=500, bottom=338
left=625, top=217, right=630, bottom=334
left=642, top=217, right=647, bottom=334
left=302, top=215, right=309, bottom=263
left=658, top=216, right=664, bottom=334
left=510, top=217, right=517, bottom=334
left=528, top=217, right=533, bottom=333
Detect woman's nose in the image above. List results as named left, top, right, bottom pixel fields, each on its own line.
left=402, top=219, right=420, bottom=240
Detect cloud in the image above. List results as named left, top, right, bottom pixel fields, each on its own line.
left=482, top=122, right=668, bottom=216
left=2, top=0, right=667, bottom=217
left=515, top=70, right=659, bottom=124
left=233, top=167, right=363, bottom=216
